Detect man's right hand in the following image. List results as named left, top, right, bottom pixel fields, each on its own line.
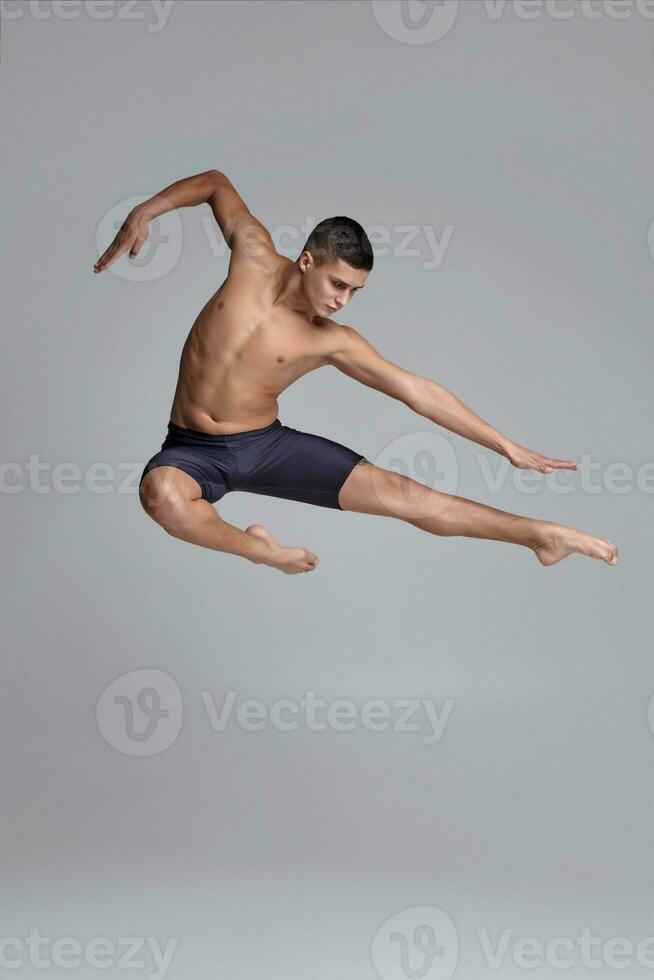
left=93, top=208, right=151, bottom=273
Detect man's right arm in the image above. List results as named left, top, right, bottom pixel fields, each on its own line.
left=207, top=171, right=276, bottom=263
left=133, top=169, right=221, bottom=219
left=137, top=169, right=275, bottom=255
left=93, top=170, right=276, bottom=273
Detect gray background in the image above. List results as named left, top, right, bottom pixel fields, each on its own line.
left=2, top=1, right=653, bottom=977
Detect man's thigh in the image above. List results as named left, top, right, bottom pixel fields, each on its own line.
left=338, top=460, right=452, bottom=519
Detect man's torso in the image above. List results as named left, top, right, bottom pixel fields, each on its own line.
left=169, top=254, right=340, bottom=435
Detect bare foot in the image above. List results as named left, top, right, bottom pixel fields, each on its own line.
left=245, top=524, right=319, bottom=575
left=533, top=523, right=619, bottom=567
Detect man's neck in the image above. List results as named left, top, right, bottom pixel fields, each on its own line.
left=273, top=261, right=314, bottom=318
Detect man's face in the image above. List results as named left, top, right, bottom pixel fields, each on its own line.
left=300, top=253, right=368, bottom=317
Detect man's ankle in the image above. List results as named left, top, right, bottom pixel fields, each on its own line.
left=525, top=520, right=553, bottom=551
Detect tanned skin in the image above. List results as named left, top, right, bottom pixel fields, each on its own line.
left=94, top=170, right=618, bottom=574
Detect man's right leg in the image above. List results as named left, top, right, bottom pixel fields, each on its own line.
left=139, top=466, right=319, bottom=575
left=337, top=461, right=619, bottom=566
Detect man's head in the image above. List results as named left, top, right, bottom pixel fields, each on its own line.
left=297, top=216, right=372, bottom=317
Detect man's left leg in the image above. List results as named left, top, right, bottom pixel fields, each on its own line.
left=337, top=461, right=618, bottom=566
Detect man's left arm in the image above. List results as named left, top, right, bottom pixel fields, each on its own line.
left=327, top=325, right=578, bottom=474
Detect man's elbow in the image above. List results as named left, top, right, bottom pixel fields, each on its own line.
left=403, top=375, right=432, bottom=414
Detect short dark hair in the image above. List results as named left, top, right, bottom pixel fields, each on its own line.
left=301, top=216, right=374, bottom=272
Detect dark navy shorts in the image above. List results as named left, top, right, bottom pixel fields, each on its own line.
left=139, top=418, right=368, bottom=510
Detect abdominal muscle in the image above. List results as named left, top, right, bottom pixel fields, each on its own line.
left=170, top=391, right=279, bottom=435
left=169, top=346, right=282, bottom=434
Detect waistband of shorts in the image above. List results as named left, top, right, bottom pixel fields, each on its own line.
left=164, top=417, right=282, bottom=446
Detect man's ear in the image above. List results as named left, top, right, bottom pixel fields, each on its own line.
left=299, top=250, right=312, bottom=273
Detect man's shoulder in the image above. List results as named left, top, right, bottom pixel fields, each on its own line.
left=229, top=233, right=285, bottom=278
left=315, top=320, right=356, bottom=360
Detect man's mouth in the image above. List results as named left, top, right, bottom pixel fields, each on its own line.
left=325, top=305, right=337, bottom=312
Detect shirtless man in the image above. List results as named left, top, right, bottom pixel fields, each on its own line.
left=93, top=169, right=619, bottom=575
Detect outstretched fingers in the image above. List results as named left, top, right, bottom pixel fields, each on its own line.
left=94, top=216, right=146, bottom=272
left=94, top=238, right=130, bottom=272
left=541, top=456, right=578, bottom=473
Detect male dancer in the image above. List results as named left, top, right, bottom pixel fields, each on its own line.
left=94, top=170, right=618, bottom=575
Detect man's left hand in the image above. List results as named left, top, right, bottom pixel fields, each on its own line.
left=505, top=442, right=578, bottom=474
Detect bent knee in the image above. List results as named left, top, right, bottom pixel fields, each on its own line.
left=139, top=471, right=197, bottom=534
left=141, top=494, right=194, bottom=535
